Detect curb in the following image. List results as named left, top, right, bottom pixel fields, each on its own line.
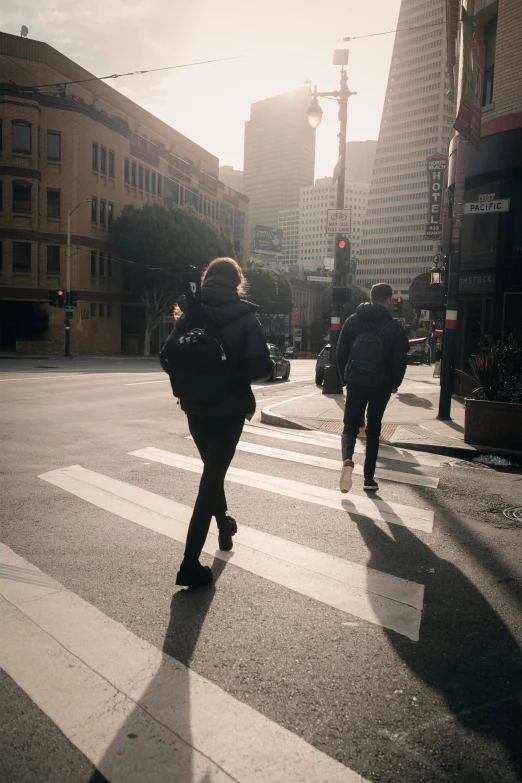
left=260, top=393, right=320, bottom=431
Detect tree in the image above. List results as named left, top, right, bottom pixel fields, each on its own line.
left=322, top=284, right=369, bottom=328
left=244, top=268, right=292, bottom=314
left=112, top=203, right=235, bottom=355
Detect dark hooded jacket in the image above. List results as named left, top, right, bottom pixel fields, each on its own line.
left=172, top=277, right=271, bottom=418
left=336, top=302, right=409, bottom=389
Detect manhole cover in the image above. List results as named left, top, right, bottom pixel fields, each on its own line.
left=503, top=507, right=522, bottom=522
left=320, top=421, right=344, bottom=434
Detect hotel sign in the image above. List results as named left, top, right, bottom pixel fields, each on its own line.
left=425, top=154, right=448, bottom=240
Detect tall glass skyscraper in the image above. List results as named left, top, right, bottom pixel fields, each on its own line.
left=357, top=0, right=454, bottom=294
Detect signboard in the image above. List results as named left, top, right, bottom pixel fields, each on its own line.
left=253, top=225, right=283, bottom=255
left=425, top=154, right=448, bottom=239
left=463, top=199, right=510, bottom=215
left=459, top=271, right=495, bottom=293
left=453, top=8, right=486, bottom=150
left=326, top=208, right=352, bottom=235
left=291, top=308, right=299, bottom=325
left=409, top=272, right=446, bottom=310
left=306, top=276, right=331, bottom=284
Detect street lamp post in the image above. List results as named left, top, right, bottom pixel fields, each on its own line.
left=307, top=50, right=357, bottom=395
left=65, top=199, right=91, bottom=357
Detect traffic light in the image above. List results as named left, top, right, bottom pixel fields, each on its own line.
left=66, top=291, right=78, bottom=308
left=335, top=236, right=350, bottom=268
left=431, top=320, right=437, bottom=336
left=394, top=296, right=403, bottom=316
left=48, top=289, right=65, bottom=308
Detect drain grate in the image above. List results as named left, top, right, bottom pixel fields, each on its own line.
left=503, top=507, right=522, bottom=522
left=319, top=421, right=398, bottom=441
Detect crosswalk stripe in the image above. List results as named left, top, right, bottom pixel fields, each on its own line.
left=130, top=447, right=434, bottom=533
left=186, top=437, right=439, bottom=489
left=38, top=465, right=424, bottom=640
left=0, top=542, right=369, bottom=782
left=242, top=424, right=448, bottom=468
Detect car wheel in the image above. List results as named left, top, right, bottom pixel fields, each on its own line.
left=268, top=362, right=277, bottom=382
left=284, top=365, right=291, bottom=381
left=315, top=372, right=323, bottom=386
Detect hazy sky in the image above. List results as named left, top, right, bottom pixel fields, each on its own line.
left=1, top=0, right=401, bottom=178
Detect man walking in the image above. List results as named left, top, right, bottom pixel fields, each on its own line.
left=336, top=283, right=409, bottom=493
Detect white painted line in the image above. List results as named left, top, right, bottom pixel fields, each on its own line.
left=125, top=379, right=168, bottom=386
left=0, top=542, right=369, bottom=782
left=38, top=466, right=424, bottom=640
left=231, top=440, right=439, bottom=488
left=251, top=378, right=314, bottom=389
left=131, top=448, right=434, bottom=533
left=242, top=425, right=449, bottom=468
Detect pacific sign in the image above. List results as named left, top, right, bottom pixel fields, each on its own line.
left=425, top=154, right=448, bottom=240
left=463, top=199, right=510, bottom=215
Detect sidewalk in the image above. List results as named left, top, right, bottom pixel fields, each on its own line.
left=260, top=365, right=521, bottom=460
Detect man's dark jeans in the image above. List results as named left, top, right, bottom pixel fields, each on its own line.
left=184, top=415, right=245, bottom=561
left=342, top=382, right=392, bottom=479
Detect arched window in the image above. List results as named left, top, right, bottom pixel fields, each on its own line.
left=12, top=120, right=32, bottom=154
left=12, top=180, right=32, bottom=213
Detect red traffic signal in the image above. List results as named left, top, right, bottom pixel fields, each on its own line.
left=57, top=289, right=64, bottom=296
left=431, top=320, right=437, bottom=330
left=338, top=240, right=346, bottom=249
left=397, top=296, right=403, bottom=304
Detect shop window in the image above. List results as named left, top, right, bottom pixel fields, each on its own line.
left=13, top=242, right=31, bottom=272
left=483, top=17, right=497, bottom=106
left=47, top=131, right=61, bottom=160
left=47, top=246, right=60, bottom=274
left=47, top=188, right=61, bottom=218
left=12, top=121, right=31, bottom=153
left=109, top=150, right=115, bottom=178
left=92, top=142, right=99, bottom=171
left=12, top=181, right=32, bottom=213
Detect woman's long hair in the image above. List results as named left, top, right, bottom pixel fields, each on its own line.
left=202, top=257, right=248, bottom=297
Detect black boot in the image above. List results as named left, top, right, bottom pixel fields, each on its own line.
left=176, top=559, right=213, bottom=588
left=216, top=515, right=237, bottom=552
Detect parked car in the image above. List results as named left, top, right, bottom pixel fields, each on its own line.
left=407, top=337, right=431, bottom=365
left=268, top=344, right=291, bottom=381
left=315, top=344, right=330, bottom=385
left=285, top=346, right=297, bottom=359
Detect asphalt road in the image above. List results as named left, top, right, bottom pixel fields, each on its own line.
left=1, top=358, right=521, bottom=782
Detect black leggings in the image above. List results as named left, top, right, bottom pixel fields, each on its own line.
left=184, top=415, right=245, bottom=561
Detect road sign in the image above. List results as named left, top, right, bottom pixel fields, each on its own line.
left=326, top=208, right=351, bottom=235
left=463, top=199, right=510, bottom=215
left=64, top=305, right=75, bottom=313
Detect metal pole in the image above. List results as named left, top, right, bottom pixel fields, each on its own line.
left=323, top=67, right=350, bottom=395
left=65, top=208, right=72, bottom=357
left=437, top=134, right=467, bottom=419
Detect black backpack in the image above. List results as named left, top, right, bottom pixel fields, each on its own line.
left=160, top=323, right=234, bottom=403
left=345, top=321, right=388, bottom=388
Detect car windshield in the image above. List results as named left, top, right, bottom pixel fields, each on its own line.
left=320, top=347, right=330, bottom=357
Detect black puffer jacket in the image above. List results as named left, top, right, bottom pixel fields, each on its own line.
left=336, top=302, right=409, bottom=389
left=173, top=278, right=271, bottom=418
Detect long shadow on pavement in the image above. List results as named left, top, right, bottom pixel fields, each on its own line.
left=86, top=557, right=227, bottom=782
left=354, top=507, right=522, bottom=782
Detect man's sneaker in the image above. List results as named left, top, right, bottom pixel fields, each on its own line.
left=175, top=560, right=213, bottom=588
left=217, top=515, right=237, bottom=552
left=340, top=459, right=355, bottom=493
left=363, top=478, right=379, bottom=492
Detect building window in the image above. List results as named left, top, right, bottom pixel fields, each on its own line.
left=124, top=158, right=130, bottom=183
left=100, top=199, right=106, bottom=226
left=138, top=165, right=143, bottom=189
left=90, top=303, right=96, bottom=317
left=91, top=196, right=97, bottom=223
left=13, top=242, right=31, bottom=272
left=108, top=202, right=114, bottom=228
left=145, top=168, right=150, bottom=192
left=12, top=121, right=31, bottom=153
left=47, top=188, right=61, bottom=218
left=12, top=181, right=32, bottom=213
left=100, top=146, right=107, bottom=174
left=99, top=303, right=105, bottom=317
left=47, top=131, right=61, bottom=160
left=92, top=142, right=99, bottom=171
left=99, top=252, right=105, bottom=277
left=157, top=175, right=162, bottom=197
left=107, top=255, right=113, bottom=277
left=109, top=150, right=115, bottom=178
left=47, top=245, right=60, bottom=274
left=131, top=161, right=137, bottom=186
left=483, top=17, right=497, bottom=106
left=151, top=171, right=156, bottom=194
left=91, top=250, right=97, bottom=276
left=107, top=303, right=112, bottom=317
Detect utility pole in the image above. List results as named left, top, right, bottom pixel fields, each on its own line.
left=437, top=134, right=468, bottom=420
left=306, top=51, right=357, bottom=395
left=65, top=200, right=91, bottom=357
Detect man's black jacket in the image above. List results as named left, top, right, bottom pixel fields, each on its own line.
left=336, top=302, right=409, bottom=388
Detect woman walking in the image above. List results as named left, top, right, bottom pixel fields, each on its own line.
left=164, top=258, right=271, bottom=588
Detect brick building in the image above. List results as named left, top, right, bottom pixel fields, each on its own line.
left=0, top=32, right=248, bottom=355
left=289, top=278, right=325, bottom=352
left=445, top=0, right=522, bottom=383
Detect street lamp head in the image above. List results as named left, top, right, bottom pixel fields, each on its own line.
left=306, top=96, right=323, bottom=129
left=430, top=265, right=443, bottom=286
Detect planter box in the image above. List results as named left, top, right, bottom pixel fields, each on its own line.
left=464, top=398, right=522, bottom=449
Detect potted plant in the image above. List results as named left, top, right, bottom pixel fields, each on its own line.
left=463, top=336, right=522, bottom=449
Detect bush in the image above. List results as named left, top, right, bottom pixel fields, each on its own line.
left=467, top=335, right=522, bottom=404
